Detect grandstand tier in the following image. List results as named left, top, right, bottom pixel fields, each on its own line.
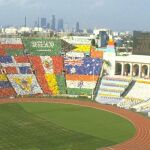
left=125, top=82, right=150, bottom=100
left=96, top=76, right=132, bottom=104
left=131, top=99, right=150, bottom=112
left=96, top=76, right=150, bottom=113
left=0, top=36, right=149, bottom=116
left=0, top=37, right=103, bottom=97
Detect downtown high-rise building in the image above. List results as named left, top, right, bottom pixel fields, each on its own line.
left=41, top=18, right=47, bottom=28
left=57, top=19, right=64, bottom=31
left=75, top=22, right=80, bottom=32
left=34, top=21, right=38, bottom=27
left=51, top=15, right=56, bottom=30
left=47, top=23, right=50, bottom=29
left=24, top=16, right=27, bottom=27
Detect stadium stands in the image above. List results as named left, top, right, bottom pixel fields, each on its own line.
left=97, top=96, right=122, bottom=105
left=0, top=55, right=65, bottom=96
left=0, top=37, right=67, bottom=97
left=73, top=45, right=91, bottom=53
left=7, top=74, right=43, bottom=96
left=96, top=76, right=132, bottom=104
left=66, top=51, right=85, bottom=58
left=131, top=99, right=150, bottom=112
left=0, top=38, right=24, bottom=49
left=64, top=57, right=103, bottom=96
left=117, top=98, right=144, bottom=109
left=22, top=38, right=62, bottom=56
left=29, top=56, right=64, bottom=95
left=0, top=49, right=7, bottom=56
left=0, top=36, right=149, bottom=116
left=125, top=82, right=150, bottom=100
left=0, top=74, right=16, bottom=97
left=96, top=76, right=150, bottom=113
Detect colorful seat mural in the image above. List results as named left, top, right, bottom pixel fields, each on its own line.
left=64, top=57, right=103, bottom=95
left=0, top=37, right=103, bottom=97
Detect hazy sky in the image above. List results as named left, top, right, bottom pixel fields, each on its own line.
left=0, top=0, right=149, bottom=31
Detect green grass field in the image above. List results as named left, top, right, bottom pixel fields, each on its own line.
left=0, top=103, right=135, bottom=150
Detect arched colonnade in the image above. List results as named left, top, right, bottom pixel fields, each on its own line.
left=115, top=62, right=150, bottom=78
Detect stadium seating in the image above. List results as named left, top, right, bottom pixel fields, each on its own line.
left=14, top=56, right=29, bottom=63
left=97, top=96, right=122, bottom=105
left=0, top=49, right=7, bottom=56
left=0, top=38, right=24, bottom=50
left=73, top=45, right=91, bottom=53
left=0, top=50, right=67, bottom=97
left=125, top=82, right=150, bottom=100
left=131, top=99, right=150, bottom=112
left=96, top=76, right=132, bottom=104
left=0, top=35, right=150, bottom=118
left=64, top=57, right=103, bottom=96
left=22, top=38, right=62, bottom=56
left=117, top=98, right=144, bottom=109
left=0, top=37, right=80, bottom=97
left=0, top=74, right=16, bottom=97
left=66, top=51, right=85, bottom=58
left=7, top=74, right=43, bottom=96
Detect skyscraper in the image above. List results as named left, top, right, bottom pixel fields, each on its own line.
left=41, top=18, right=47, bottom=28
left=76, top=22, right=80, bottom=32
left=57, top=19, right=64, bottom=31
left=24, top=16, right=27, bottom=27
left=51, top=15, right=56, bottom=30
left=34, top=21, right=38, bottom=27
left=47, top=23, right=50, bottom=29
left=38, top=17, right=40, bottom=29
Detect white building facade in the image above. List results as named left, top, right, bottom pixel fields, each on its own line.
left=114, top=55, right=150, bottom=79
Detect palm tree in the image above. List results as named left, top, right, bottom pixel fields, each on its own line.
left=103, top=60, right=111, bottom=76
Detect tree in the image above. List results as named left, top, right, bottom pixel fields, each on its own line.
left=91, top=39, right=96, bottom=47
left=103, top=60, right=111, bottom=75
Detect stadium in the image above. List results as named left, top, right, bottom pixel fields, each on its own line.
left=0, top=34, right=150, bottom=150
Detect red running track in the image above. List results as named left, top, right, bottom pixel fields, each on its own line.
left=0, top=98, right=150, bottom=150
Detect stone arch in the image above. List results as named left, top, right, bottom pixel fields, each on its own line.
left=124, top=64, right=131, bottom=76
left=133, top=64, right=139, bottom=77
left=115, top=62, right=122, bottom=75
left=142, top=65, right=148, bottom=77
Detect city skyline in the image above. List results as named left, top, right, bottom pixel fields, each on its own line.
left=0, top=0, right=150, bottom=31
